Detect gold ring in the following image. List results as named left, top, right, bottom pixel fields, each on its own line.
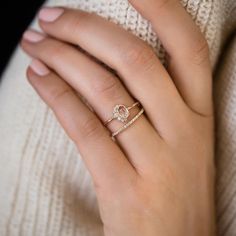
left=103, top=102, right=144, bottom=140
left=111, top=108, right=144, bottom=139
left=104, top=102, right=140, bottom=126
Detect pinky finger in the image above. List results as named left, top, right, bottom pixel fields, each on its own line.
left=27, top=59, right=137, bottom=192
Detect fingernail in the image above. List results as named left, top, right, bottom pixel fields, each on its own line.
left=29, top=59, right=50, bottom=76
left=23, top=30, right=45, bottom=43
left=39, top=7, right=64, bottom=22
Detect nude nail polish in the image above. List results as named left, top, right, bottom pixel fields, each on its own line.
left=29, top=59, right=50, bottom=76
left=39, top=7, right=64, bottom=22
left=23, top=30, right=45, bottom=43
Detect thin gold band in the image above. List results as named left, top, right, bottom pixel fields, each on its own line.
left=111, top=108, right=144, bottom=140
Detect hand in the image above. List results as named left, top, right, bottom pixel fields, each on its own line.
left=21, top=1, right=216, bottom=235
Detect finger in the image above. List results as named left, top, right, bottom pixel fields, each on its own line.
left=37, top=7, right=190, bottom=140
left=26, top=59, right=137, bottom=191
left=129, top=0, right=213, bottom=116
left=21, top=31, right=163, bottom=171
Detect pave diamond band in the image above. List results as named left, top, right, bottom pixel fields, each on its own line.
left=111, top=108, right=144, bottom=140
left=103, top=101, right=144, bottom=140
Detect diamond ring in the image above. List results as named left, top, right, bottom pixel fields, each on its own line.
left=103, top=102, right=140, bottom=126
left=103, top=101, right=144, bottom=140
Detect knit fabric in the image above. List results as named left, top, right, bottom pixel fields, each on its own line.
left=0, top=0, right=235, bottom=235
left=215, top=36, right=236, bottom=236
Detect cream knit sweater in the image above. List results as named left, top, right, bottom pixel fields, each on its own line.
left=0, top=0, right=236, bottom=235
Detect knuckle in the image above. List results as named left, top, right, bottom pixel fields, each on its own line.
left=69, top=12, right=85, bottom=32
left=121, top=43, right=157, bottom=71
left=49, top=86, right=73, bottom=107
left=93, top=74, right=124, bottom=101
left=68, top=11, right=95, bottom=34
left=49, top=41, right=69, bottom=61
left=80, top=116, right=104, bottom=140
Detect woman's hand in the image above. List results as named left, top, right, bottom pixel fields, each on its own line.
left=21, top=1, right=216, bottom=235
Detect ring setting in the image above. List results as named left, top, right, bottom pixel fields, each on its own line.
left=103, top=101, right=144, bottom=140
left=113, top=105, right=130, bottom=122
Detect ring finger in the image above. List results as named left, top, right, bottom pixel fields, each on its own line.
left=26, top=59, right=136, bottom=191
left=21, top=31, right=163, bottom=171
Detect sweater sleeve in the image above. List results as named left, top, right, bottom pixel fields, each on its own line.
left=0, top=0, right=235, bottom=235
left=215, top=35, right=236, bottom=236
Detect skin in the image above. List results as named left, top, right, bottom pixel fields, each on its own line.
left=20, top=0, right=216, bottom=235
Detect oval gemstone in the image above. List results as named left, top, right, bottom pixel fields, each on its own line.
left=113, top=105, right=129, bottom=122
left=118, top=106, right=127, bottom=116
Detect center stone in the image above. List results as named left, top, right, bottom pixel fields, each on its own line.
left=113, top=105, right=130, bottom=122
left=118, top=106, right=127, bottom=115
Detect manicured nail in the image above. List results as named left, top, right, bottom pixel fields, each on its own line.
left=29, top=59, right=50, bottom=76
left=39, top=7, right=64, bottom=22
left=23, top=30, right=45, bottom=43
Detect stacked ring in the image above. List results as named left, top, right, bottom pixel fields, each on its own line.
left=103, top=101, right=145, bottom=140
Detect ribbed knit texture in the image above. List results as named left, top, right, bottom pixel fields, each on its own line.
left=0, top=0, right=235, bottom=235
left=215, top=36, right=236, bottom=236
